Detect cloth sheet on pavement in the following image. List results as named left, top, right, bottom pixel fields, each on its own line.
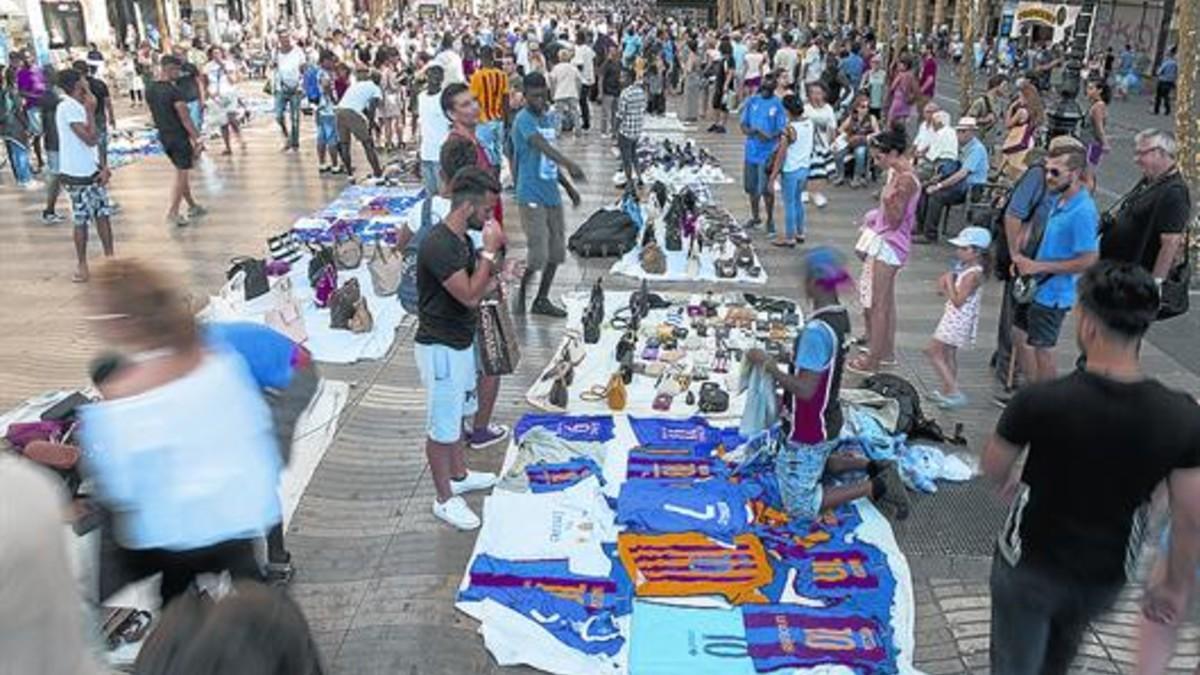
left=200, top=254, right=407, bottom=364
left=455, top=413, right=917, bottom=674
left=291, top=185, right=426, bottom=243
left=525, top=291, right=759, bottom=419
left=609, top=237, right=768, bottom=284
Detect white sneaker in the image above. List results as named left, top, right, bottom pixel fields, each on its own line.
left=813, top=192, right=829, bottom=208
left=801, top=191, right=810, bottom=204
left=451, top=470, right=498, bottom=496
left=432, top=496, right=481, bottom=530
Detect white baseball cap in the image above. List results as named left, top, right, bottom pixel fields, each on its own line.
left=947, top=226, right=992, bottom=250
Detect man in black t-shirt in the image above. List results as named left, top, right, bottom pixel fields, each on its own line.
left=38, top=78, right=62, bottom=224
left=146, top=55, right=206, bottom=227
left=413, top=166, right=504, bottom=531
left=172, top=46, right=206, bottom=133
left=1099, top=129, right=1191, bottom=285
left=982, top=261, right=1200, bottom=675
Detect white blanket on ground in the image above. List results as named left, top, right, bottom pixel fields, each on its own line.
left=524, top=292, right=749, bottom=420
left=201, top=257, right=407, bottom=365
left=609, top=240, right=767, bottom=284
left=455, top=416, right=920, bottom=675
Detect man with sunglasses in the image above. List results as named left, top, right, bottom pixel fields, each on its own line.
left=1010, top=144, right=1100, bottom=383
left=1099, top=129, right=1191, bottom=288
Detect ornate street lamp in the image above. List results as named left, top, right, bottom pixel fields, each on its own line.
left=1045, top=0, right=1099, bottom=139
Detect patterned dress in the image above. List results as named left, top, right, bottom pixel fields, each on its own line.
left=933, top=264, right=984, bottom=348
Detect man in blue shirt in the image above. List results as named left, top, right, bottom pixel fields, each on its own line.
left=839, top=44, right=865, bottom=91
left=918, top=116, right=989, bottom=240
left=621, top=26, right=642, bottom=68
left=1011, top=144, right=1099, bottom=383
left=511, top=72, right=585, bottom=318
left=1154, top=47, right=1178, bottom=115
left=739, top=72, right=786, bottom=232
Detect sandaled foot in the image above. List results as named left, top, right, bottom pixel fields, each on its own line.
left=845, top=356, right=878, bottom=376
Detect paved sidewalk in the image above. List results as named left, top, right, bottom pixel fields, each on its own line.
left=0, top=84, right=1197, bottom=673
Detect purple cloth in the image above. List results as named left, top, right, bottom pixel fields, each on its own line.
left=16, top=67, right=45, bottom=109
left=920, top=57, right=937, bottom=98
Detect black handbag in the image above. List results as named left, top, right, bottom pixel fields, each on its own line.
left=227, top=256, right=269, bottom=301
left=1158, top=224, right=1192, bottom=321
left=698, top=381, right=729, bottom=413
left=329, top=278, right=362, bottom=329
left=307, top=244, right=336, bottom=288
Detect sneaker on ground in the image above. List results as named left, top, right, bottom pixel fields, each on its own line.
left=433, top=495, right=481, bottom=530
left=813, top=193, right=829, bottom=208
left=188, top=204, right=208, bottom=218
left=451, top=469, right=498, bottom=496
left=871, top=460, right=911, bottom=521
left=937, top=392, right=968, bottom=409
left=169, top=214, right=190, bottom=227
left=469, top=424, right=511, bottom=450
left=41, top=211, right=65, bottom=224
left=530, top=298, right=568, bottom=318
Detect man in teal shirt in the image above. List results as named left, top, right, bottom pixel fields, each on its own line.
left=511, top=72, right=585, bottom=317
left=740, top=73, right=786, bottom=232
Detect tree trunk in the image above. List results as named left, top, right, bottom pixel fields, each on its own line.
left=1177, top=0, right=1199, bottom=198
left=958, top=0, right=976, bottom=113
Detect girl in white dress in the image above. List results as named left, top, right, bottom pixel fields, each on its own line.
left=925, top=226, right=990, bottom=409
left=804, top=81, right=836, bottom=208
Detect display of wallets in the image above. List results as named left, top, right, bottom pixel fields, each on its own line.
left=652, top=392, right=674, bottom=411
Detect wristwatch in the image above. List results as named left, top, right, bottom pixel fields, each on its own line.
left=479, top=250, right=498, bottom=264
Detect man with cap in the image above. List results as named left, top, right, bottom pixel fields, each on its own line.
left=918, top=116, right=989, bottom=241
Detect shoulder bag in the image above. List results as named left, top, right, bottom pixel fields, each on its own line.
left=1158, top=216, right=1193, bottom=321
left=307, top=243, right=336, bottom=288
left=226, top=257, right=269, bottom=301
left=329, top=278, right=363, bottom=330
left=399, top=197, right=437, bottom=314
left=332, top=225, right=364, bottom=270
left=478, top=296, right=521, bottom=376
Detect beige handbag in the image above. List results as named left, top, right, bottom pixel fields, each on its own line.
left=368, top=238, right=404, bottom=296
left=266, top=297, right=308, bottom=344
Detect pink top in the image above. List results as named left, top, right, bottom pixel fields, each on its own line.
left=869, top=170, right=921, bottom=265
left=887, top=72, right=915, bottom=121
left=920, top=57, right=937, bottom=98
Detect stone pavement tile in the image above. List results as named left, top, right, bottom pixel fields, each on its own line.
left=374, top=527, right=481, bottom=579
left=332, top=623, right=503, bottom=675
left=288, top=494, right=404, bottom=539
left=311, top=629, right=348, bottom=668
left=287, top=579, right=374, bottom=635
left=286, top=532, right=393, bottom=584
left=914, top=637, right=961, bottom=663
left=916, top=656, right=967, bottom=674
left=350, top=595, right=466, bottom=632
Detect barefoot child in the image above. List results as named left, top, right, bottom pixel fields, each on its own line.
left=926, top=226, right=990, bottom=408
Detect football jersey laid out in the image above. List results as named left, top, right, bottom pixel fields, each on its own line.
left=616, top=478, right=752, bottom=541
left=628, top=415, right=744, bottom=452
left=513, top=413, right=616, bottom=443
left=629, top=601, right=758, bottom=675
left=499, top=426, right=608, bottom=493
left=741, top=603, right=896, bottom=673
left=617, top=532, right=773, bottom=604
left=626, top=446, right=727, bottom=485
left=477, top=476, right=617, bottom=576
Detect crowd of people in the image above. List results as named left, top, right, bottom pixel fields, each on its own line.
left=0, top=4, right=1198, bottom=675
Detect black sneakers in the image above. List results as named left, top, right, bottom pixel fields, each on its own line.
left=530, top=298, right=567, bottom=318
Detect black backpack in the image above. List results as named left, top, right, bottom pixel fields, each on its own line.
left=990, top=162, right=1047, bottom=281
left=862, top=373, right=961, bottom=444
left=568, top=208, right=637, bottom=258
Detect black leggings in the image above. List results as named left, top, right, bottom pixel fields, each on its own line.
left=103, top=534, right=262, bottom=607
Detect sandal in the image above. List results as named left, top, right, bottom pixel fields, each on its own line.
left=845, top=355, right=878, bottom=376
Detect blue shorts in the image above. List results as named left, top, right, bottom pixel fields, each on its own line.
left=316, top=114, right=337, bottom=147
left=414, top=342, right=478, bottom=444
left=743, top=160, right=769, bottom=196
left=776, top=438, right=840, bottom=521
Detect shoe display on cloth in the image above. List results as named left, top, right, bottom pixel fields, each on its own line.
left=451, top=470, right=499, bottom=496
left=469, top=424, right=511, bottom=450
left=871, top=461, right=911, bottom=521
left=433, top=496, right=481, bottom=530
left=41, top=211, right=65, bottom=224
left=530, top=298, right=568, bottom=318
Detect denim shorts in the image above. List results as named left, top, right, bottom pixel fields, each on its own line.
left=315, top=114, right=337, bottom=147
left=414, top=342, right=478, bottom=444
left=1014, top=301, right=1068, bottom=348
left=775, top=438, right=840, bottom=521
left=421, top=161, right=440, bottom=196
left=743, top=160, right=769, bottom=196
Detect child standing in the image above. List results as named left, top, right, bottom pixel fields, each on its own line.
left=768, top=94, right=813, bottom=247
left=925, top=226, right=990, bottom=409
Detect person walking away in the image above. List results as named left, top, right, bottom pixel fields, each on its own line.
left=982, top=260, right=1200, bottom=675
left=744, top=246, right=911, bottom=523
left=847, top=127, right=921, bottom=375
left=470, top=46, right=510, bottom=174
left=417, top=65, right=449, bottom=195
left=335, top=70, right=384, bottom=183
left=204, top=46, right=245, bottom=155
left=413, top=167, right=505, bottom=529
left=833, top=94, right=879, bottom=188
left=274, top=29, right=306, bottom=151
left=1009, top=143, right=1099, bottom=384
left=573, top=31, right=595, bottom=132
left=39, top=73, right=64, bottom=224
left=598, top=45, right=621, bottom=137
left=768, top=93, right=812, bottom=247
left=1153, top=47, right=1178, bottom=115
left=840, top=42, right=866, bottom=93
left=83, top=259, right=283, bottom=606
left=548, top=47, right=581, bottom=135
left=56, top=68, right=115, bottom=283
left=925, top=226, right=990, bottom=408
left=1081, top=79, right=1111, bottom=171
left=434, top=33, right=466, bottom=85
left=147, top=55, right=206, bottom=227
left=918, top=116, right=989, bottom=241
left=1115, top=43, right=1136, bottom=99
left=512, top=72, right=585, bottom=317
left=740, top=72, right=786, bottom=233
left=1099, top=129, right=1191, bottom=285
left=708, top=39, right=736, bottom=133
left=804, top=81, right=836, bottom=208
left=616, top=68, right=647, bottom=186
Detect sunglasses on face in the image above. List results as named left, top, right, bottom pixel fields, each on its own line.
left=1047, top=167, right=1072, bottom=178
